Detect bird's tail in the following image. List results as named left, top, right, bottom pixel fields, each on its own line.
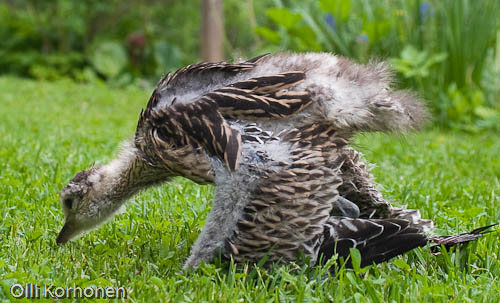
left=319, top=218, right=497, bottom=268
left=429, top=223, right=498, bottom=252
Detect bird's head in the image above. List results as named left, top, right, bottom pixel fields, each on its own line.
left=56, top=166, right=120, bottom=244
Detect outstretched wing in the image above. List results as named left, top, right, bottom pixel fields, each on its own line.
left=136, top=54, right=313, bottom=173
left=204, top=72, right=311, bottom=120
left=152, top=54, right=272, bottom=110
left=141, top=55, right=269, bottom=119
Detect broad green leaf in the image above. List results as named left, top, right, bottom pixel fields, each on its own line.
left=474, top=107, right=498, bottom=120
left=154, top=40, right=182, bottom=75
left=393, top=258, right=411, bottom=271
left=266, top=8, right=302, bottom=29
left=90, top=41, right=128, bottom=79
left=255, top=27, right=281, bottom=44
left=150, top=276, right=165, bottom=288
left=289, top=25, right=315, bottom=41
left=427, top=52, right=448, bottom=65
left=362, top=20, right=390, bottom=43
left=349, top=247, right=361, bottom=271
left=289, top=26, right=322, bottom=51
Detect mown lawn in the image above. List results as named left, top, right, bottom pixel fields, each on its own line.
left=0, top=77, right=499, bottom=302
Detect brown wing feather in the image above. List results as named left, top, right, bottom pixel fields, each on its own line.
left=136, top=56, right=272, bottom=149
left=140, top=56, right=270, bottom=121
left=142, top=98, right=242, bottom=172
left=204, top=72, right=312, bottom=120
left=244, top=53, right=271, bottom=63
left=156, top=56, right=270, bottom=92
left=135, top=54, right=309, bottom=173
left=135, top=88, right=162, bottom=153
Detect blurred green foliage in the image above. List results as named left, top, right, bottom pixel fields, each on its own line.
left=0, top=0, right=272, bottom=84
left=257, top=0, right=500, bottom=131
left=0, top=0, right=498, bottom=130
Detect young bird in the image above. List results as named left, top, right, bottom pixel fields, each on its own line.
left=56, top=52, right=494, bottom=269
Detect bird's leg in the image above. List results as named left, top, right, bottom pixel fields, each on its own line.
left=183, top=202, right=242, bottom=270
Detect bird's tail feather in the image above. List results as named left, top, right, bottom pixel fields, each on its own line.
left=389, top=207, right=434, bottom=233
left=429, top=223, right=498, bottom=253
left=319, top=218, right=497, bottom=268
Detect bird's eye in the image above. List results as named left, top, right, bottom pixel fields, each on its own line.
left=64, top=198, right=73, bottom=209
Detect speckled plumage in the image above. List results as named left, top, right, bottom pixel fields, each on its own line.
left=182, top=123, right=492, bottom=269
left=185, top=123, right=346, bottom=268
left=57, top=52, right=494, bottom=270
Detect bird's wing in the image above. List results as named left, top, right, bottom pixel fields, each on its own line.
left=151, top=54, right=272, bottom=110
left=150, top=53, right=313, bottom=121
left=136, top=54, right=313, bottom=172
left=203, top=72, right=311, bottom=120
left=319, top=217, right=427, bottom=268
left=137, top=96, right=242, bottom=172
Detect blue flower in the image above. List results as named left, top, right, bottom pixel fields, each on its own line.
left=356, top=34, right=369, bottom=43
left=419, top=2, right=433, bottom=24
left=324, top=13, right=336, bottom=30
left=419, top=2, right=431, bottom=16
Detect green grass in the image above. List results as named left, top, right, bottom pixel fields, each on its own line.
left=0, top=76, right=499, bottom=302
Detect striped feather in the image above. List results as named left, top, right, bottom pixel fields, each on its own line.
left=205, top=72, right=311, bottom=120
left=226, top=123, right=346, bottom=264
left=147, top=98, right=242, bottom=172
left=156, top=53, right=270, bottom=91
left=319, top=218, right=427, bottom=268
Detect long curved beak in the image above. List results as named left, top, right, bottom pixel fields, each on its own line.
left=56, top=222, right=77, bottom=245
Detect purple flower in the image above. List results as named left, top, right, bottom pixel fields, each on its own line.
left=324, top=13, right=336, bottom=30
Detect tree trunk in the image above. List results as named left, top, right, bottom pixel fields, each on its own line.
left=201, top=0, right=224, bottom=61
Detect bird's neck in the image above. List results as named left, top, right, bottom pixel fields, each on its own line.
left=92, top=142, right=169, bottom=205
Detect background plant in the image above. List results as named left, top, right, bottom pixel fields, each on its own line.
left=0, top=0, right=273, bottom=84
left=0, top=0, right=498, bottom=127
left=256, top=0, right=500, bottom=131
